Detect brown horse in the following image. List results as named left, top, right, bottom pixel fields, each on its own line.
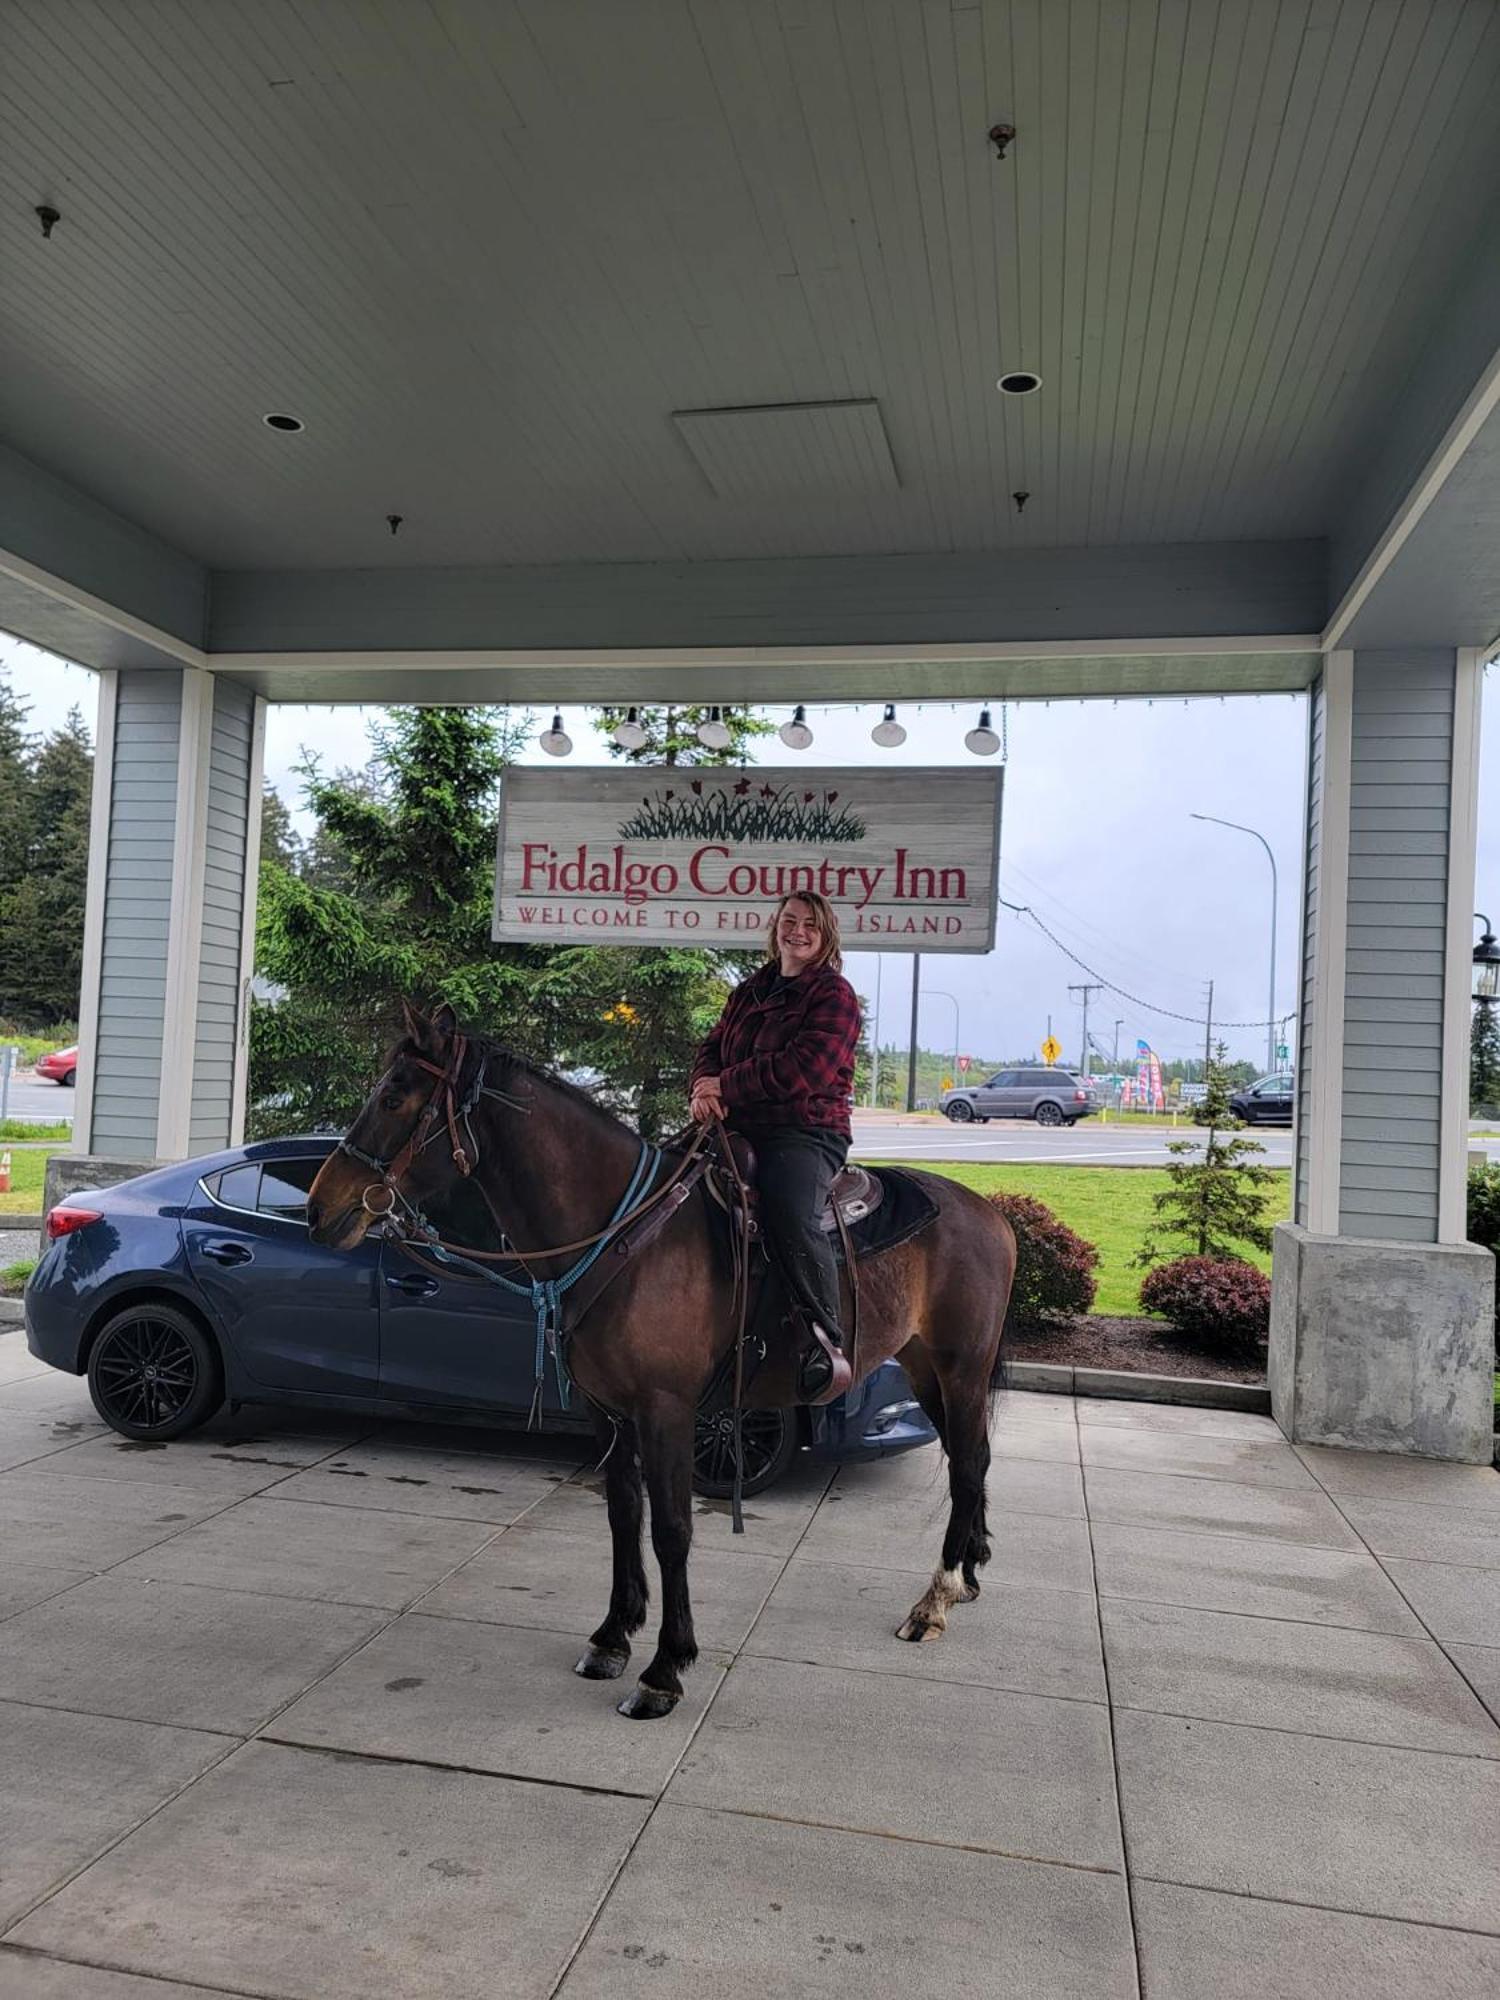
left=307, top=1003, right=1016, bottom=1721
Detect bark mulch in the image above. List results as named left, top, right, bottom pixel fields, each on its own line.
left=1004, top=1313, right=1267, bottom=1385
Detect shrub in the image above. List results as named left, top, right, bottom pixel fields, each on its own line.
left=987, top=1192, right=1099, bottom=1325
left=1466, top=1162, right=1500, bottom=1354
left=1140, top=1255, right=1271, bottom=1356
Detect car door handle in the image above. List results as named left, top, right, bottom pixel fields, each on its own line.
left=385, top=1273, right=439, bottom=1298
left=202, top=1241, right=252, bottom=1266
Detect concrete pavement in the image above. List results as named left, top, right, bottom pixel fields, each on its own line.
left=1, top=1334, right=1496, bottom=1996
left=851, top=1112, right=1295, bottom=1168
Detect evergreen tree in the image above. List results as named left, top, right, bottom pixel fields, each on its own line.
left=0, top=696, right=91, bottom=1025
left=259, top=782, right=303, bottom=872
left=1471, top=1001, right=1500, bottom=1110
left=0, top=668, right=35, bottom=895
left=1137, top=1042, right=1277, bottom=1264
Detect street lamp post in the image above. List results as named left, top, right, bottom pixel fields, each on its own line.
left=1473, top=914, right=1500, bottom=1000
left=924, top=988, right=961, bottom=1095
left=1191, top=813, right=1279, bottom=1075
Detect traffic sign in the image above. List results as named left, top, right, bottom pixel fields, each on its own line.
left=958, top=1054, right=971, bottom=1072
left=1041, top=1035, right=1061, bottom=1065
left=1276, top=1043, right=1289, bottom=1061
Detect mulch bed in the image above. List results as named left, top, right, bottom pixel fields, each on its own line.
left=1004, top=1312, right=1267, bottom=1385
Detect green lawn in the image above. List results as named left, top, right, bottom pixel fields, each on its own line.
left=871, top=1159, right=1292, bottom=1317
left=0, top=1147, right=61, bottom=1214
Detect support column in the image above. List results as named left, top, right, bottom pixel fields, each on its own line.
left=1271, top=648, right=1494, bottom=1462
left=71, top=667, right=263, bottom=1164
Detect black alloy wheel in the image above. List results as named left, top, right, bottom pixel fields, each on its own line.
left=946, top=1099, right=975, bottom=1122
left=87, top=1302, right=222, bottom=1441
left=1034, top=1100, right=1065, bottom=1127
left=693, top=1406, right=798, bottom=1499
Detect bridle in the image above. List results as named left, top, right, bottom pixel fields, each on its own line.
left=339, top=1032, right=529, bottom=1226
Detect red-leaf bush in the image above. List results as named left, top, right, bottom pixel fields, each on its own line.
left=987, top=1193, right=1099, bottom=1324
left=1139, top=1255, right=1271, bottom=1355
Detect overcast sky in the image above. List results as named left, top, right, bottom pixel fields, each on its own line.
left=6, top=633, right=1495, bottom=1075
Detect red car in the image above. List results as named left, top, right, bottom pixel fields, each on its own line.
left=36, top=1045, right=78, bottom=1087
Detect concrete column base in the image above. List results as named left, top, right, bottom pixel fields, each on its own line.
left=1270, top=1223, right=1496, bottom=1463
left=43, top=1154, right=168, bottom=1215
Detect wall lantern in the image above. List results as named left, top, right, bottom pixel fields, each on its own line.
left=1474, top=914, right=1500, bottom=1000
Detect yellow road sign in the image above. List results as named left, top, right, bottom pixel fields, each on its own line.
left=1040, top=1036, right=1062, bottom=1065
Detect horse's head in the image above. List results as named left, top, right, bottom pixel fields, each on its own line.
left=307, top=1000, right=469, bottom=1249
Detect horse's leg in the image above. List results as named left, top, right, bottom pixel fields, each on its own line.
left=897, top=1346, right=993, bottom=1643
left=574, top=1411, right=649, bottom=1681
left=617, top=1395, right=698, bottom=1720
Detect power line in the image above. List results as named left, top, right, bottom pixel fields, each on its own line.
left=1001, top=898, right=1282, bottom=1030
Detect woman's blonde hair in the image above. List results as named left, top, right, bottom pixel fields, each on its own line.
left=765, top=890, right=843, bottom=973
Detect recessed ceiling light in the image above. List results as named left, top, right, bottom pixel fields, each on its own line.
left=263, top=412, right=304, bottom=432
left=996, top=371, right=1041, bottom=396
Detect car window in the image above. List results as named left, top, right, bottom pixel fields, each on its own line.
left=1026, top=1070, right=1058, bottom=1086
left=985, top=1074, right=1007, bottom=1087
left=258, top=1156, right=327, bottom=1221
left=213, top=1163, right=261, bottom=1212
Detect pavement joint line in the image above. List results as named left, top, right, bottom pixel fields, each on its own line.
left=1081, top=1458, right=1147, bottom=1995
left=0, top=1942, right=273, bottom=2000
left=732, top=1644, right=1111, bottom=1708
left=671, top=1800, right=1129, bottom=1876
left=1104, top=1694, right=1500, bottom=1761
left=253, top=1730, right=676, bottom=1800
left=1124, top=1873, right=1500, bottom=1942
left=1093, top=1585, right=1444, bottom=1643
left=1078, top=1455, right=1316, bottom=1493
left=0, top=1711, right=245, bottom=1949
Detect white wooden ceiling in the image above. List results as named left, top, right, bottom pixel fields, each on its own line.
left=2, top=0, right=1498, bottom=572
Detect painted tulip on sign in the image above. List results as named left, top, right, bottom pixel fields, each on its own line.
left=493, top=766, right=1003, bottom=953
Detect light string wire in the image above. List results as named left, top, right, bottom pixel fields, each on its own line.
left=1000, top=897, right=1282, bottom=1030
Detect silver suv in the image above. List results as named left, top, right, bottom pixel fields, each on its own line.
left=942, top=1068, right=1097, bottom=1127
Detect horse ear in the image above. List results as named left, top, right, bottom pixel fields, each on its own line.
left=430, top=1002, right=458, bottom=1042
left=400, top=998, right=428, bottom=1045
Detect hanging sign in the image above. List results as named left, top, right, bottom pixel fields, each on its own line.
left=493, top=766, right=1003, bottom=952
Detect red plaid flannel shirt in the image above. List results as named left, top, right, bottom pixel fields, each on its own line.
left=692, top=961, right=861, bottom=1137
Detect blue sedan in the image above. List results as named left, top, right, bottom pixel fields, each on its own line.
left=24, top=1137, right=935, bottom=1496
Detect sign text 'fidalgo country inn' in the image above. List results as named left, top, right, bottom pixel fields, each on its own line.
left=493, top=766, right=1003, bottom=953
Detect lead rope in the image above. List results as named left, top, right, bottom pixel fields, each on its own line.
left=712, top=1118, right=754, bottom=1535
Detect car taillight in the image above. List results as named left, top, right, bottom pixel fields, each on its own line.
left=1074, top=1090, right=1087, bottom=1102
left=46, top=1206, right=102, bottom=1241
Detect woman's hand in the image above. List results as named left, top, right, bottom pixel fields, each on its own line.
left=690, top=1076, right=726, bottom=1123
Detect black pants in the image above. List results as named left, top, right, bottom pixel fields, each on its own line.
left=746, top=1127, right=850, bottom=1344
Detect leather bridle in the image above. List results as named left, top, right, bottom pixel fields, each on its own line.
left=339, top=1033, right=524, bottom=1223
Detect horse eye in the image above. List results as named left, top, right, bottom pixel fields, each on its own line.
left=381, top=1093, right=405, bottom=1112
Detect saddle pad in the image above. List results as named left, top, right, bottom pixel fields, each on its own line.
left=841, top=1164, right=941, bottom=1261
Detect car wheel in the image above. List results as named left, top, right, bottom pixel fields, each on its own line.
left=1034, top=1101, right=1064, bottom=1127
left=945, top=1100, right=975, bottom=1122
left=693, top=1406, right=798, bottom=1499
left=62, top=1069, right=76, bottom=1088
left=87, top=1302, right=223, bottom=1441
left=1064, top=1117, right=1079, bottom=1127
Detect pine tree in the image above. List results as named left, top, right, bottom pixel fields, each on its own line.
left=259, top=782, right=303, bottom=872
left=1137, top=1041, right=1277, bottom=1264
left=0, top=696, right=90, bottom=1026
left=0, top=668, right=35, bottom=896
left=1471, top=1002, right=1500, bottom=1111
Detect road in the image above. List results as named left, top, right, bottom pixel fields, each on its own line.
left=850, top=1117, right=1295, bottom=1168
left=0, top=1077, right=73, bottom=1125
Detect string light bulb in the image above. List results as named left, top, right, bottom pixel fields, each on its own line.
left=964, top=707, right=1000, bottom=756
left=539, top=712, right=573, bottom=757
left=696, top=704, right=732, bottom=750
left=871, top=703, right=906, bottom=748
left=611, top=706, right=647, bottom=751
left=778, top=704, right=813, bottom=750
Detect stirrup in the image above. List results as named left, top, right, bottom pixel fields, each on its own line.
left=798, top=1324, right=853, bottom=1406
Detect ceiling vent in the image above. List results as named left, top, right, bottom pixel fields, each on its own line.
left=672, top=399, right=899, bottom=498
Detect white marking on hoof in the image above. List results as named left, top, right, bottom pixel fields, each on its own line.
left=897, top=1566, right=965, bottom=1643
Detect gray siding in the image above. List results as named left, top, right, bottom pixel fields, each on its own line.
left=1338, top=652, right=1455, bottom=1241
left=188, top=680, right=254, bottom=1151
left=91, top=673, right=180, bottom=1156
left=1294, top=681, right=1325, bottom=1225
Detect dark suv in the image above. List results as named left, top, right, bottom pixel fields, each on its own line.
left=942, top=1068, right=1097, bottom=1127
left=1229, top=1072, right=1295, bottom=1125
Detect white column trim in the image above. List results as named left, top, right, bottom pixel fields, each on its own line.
left=155, top=669, right=214, bottom=1158
left=71, top=670, right=117, bottom=1157
left=1439, top=648, right=1484, bottom=1243
left=1305, top=650, right=1353, bottom=1234
left=229, top=696, right=267, bottom=1147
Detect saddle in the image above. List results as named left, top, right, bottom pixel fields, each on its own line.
left=715, top=1133, right=884, bottom=1236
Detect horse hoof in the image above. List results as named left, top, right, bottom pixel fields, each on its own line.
left=617, top=1682, right=681, bottom=1720
left=574, top=1646, right=630, bottom=1680
left=961, top=1581, right=981, bottom=1602
left=896, top=1614, right=945, bottom=1643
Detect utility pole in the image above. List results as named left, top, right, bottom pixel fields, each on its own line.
left=1204, top=980, right=1215, bottom=1078
left=869, top=956, right=883, bottom=1108
left=1068, top=983, right=1103, bottom=1077
left=905, top=953, right=922, bottom=1112
left=1113, top=1018, right=1123, bottom=1070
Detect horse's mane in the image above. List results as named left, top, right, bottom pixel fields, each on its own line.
left=403, top=1026, right=687, bottom=1152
